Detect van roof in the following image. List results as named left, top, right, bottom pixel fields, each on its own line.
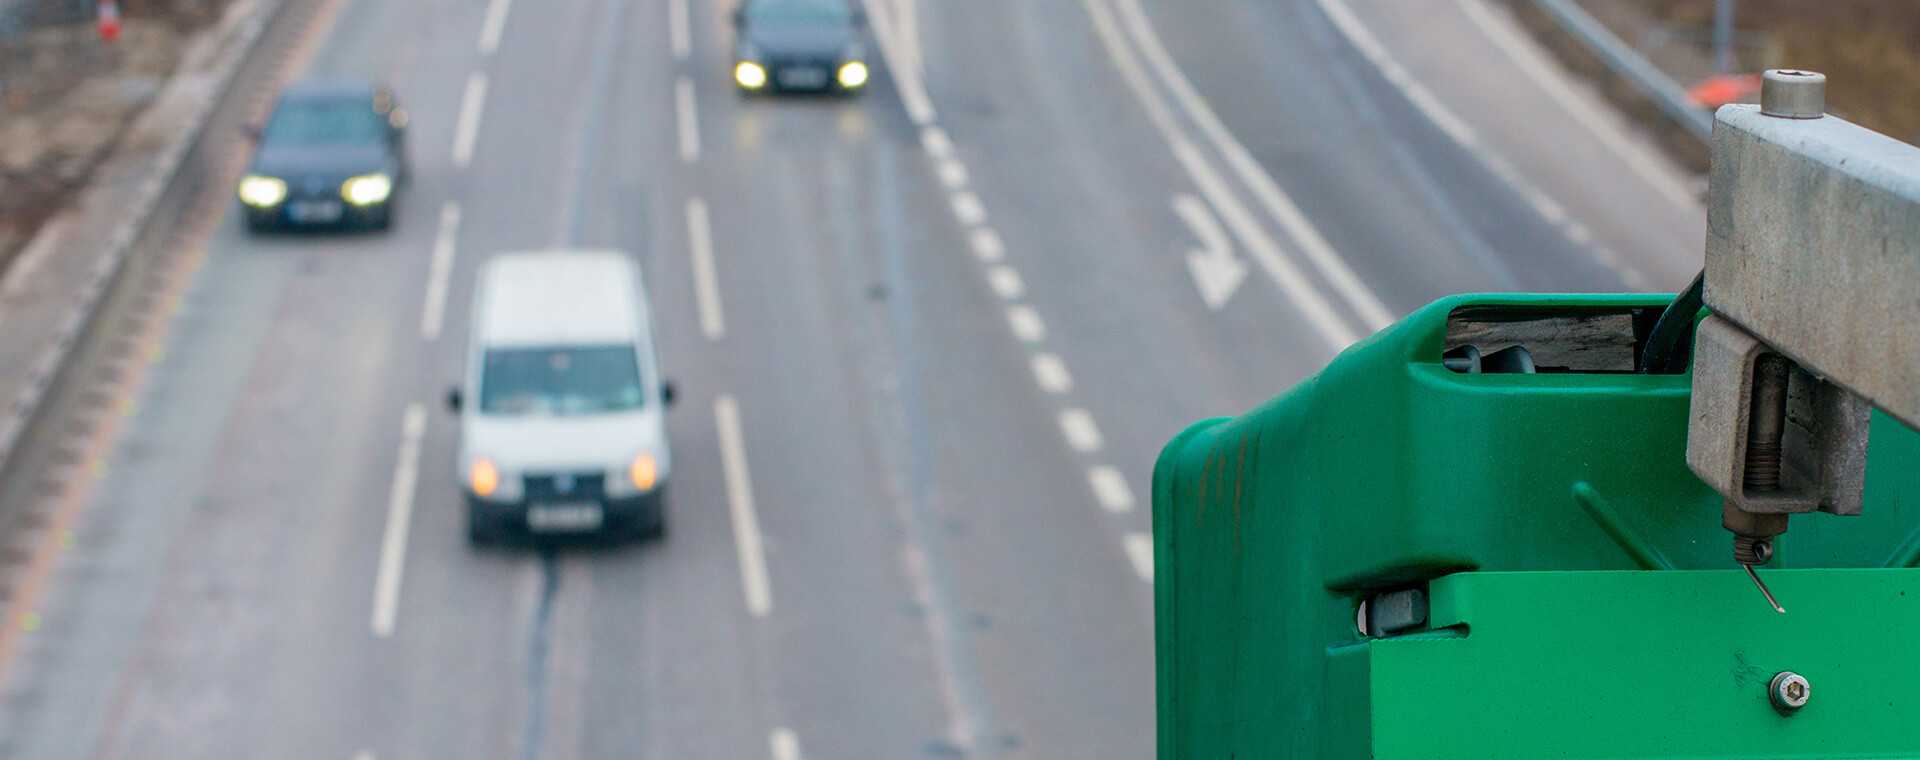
left=476, top=251, right=646, bottom=347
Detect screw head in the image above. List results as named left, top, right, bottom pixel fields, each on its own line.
left=1760, top=69, right=1826, bottom=119
left=1769, top=671, right=1811, bottom=713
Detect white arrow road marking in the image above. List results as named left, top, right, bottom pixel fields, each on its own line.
left=1174, top=193, right=1246, bottom=311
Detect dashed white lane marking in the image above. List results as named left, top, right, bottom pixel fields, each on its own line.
left=1030, top=353, right=1073, bottom=394
left=668, top=0, right=690, bottom=60
left=1058, top=408, right=1104, bottom=453
left=451, top=73, right=489, bottom=168
left=770, top=728, right=802, bottom=760
left=986, top=265, right=1023, bottom=300
left=686, top=198, right=726, bottom=340
left=370, top=404, right=427, bottom=638
left=1565, top=222, right=1593, bottom=245
left=1081, top=0, right=1359, bottom=350
left=715, top=395, right=773, bottom=618
left=951, top=191, right=986, bottom=227
left=351, top=752, right=373, bottom=760
left=919, top=125, right=954, bottom=159
left=1110, top=0, right=1394, bottom=331
left=479, top=0, right=512, bottom=53
left=1006, top=305, right=1045, bottom=343
left=1528, top=192, right=1568, bottom=224
left=1455, top=0, right=1700, bottom=209
left=937, top=159, right=969, bottom=190
left=1123, top=532, right=1154, bottom=582
left=676, top=76, right=701, bottom=163
left=968, top=227, right=1004, bottom=262
left=1089, top=465, right=1136, bottom=513
left=420, top=202, right=461, bottom=340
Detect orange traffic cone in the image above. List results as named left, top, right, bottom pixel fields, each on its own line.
left=97, top=1, right=122, bottom=42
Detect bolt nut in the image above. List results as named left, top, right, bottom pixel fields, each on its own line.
left=1761, top=70, right=1826, bottom=119
left=1769, top=671, right=1811, bottom=713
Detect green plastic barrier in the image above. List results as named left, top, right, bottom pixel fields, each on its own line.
left=1151, top=294, right=1920, bottom=759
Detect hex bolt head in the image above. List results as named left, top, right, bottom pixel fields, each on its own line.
left=1770, top=671, right=1811, bottom=714
left=1761, top=70, right=1826, bottom=119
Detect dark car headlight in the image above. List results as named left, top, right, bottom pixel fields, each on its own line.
left=238, top=175, right=288, bottom=207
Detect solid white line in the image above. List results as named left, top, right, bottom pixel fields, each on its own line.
left=1456, top=0, right=1699, bottom=208
left=969, top=227, right=1004, bottom=262
left=1006, top=305, right=1045, bottom=342
left=352, top=752, right=373, bottom=760
left=865, top=0, right=936, bottom=125
left=770, top=728, right=801, bottom=760
left=937, top=159, right=969, bottom=190
left=1058, top=408, right=1103, bottom=453
left=479, top=0, right=512, bottom=53
left=1030, top=353, right=1073, bottom=394
left=919, top=125, right=953, bottom=159
left=452, top=73, right=489, bottom=168
left=1089, top=465, right=1135, bottom=513
left=676, top=77, right=701, bottom=163
left=668, top=0, right=690, bottom=60
left=370, top=404, right=427, bottom=638
left=1080, top=0, right=1358, bottom=350
left=986, top=265, right=1023, bottom=300
left=686, top=198, right=726, bottom=340
left=1123, top=532, right=1154, bottom=582
left=420, top=202, right=462, bottom=340
left=1111, top=0, right=1394, bottom=331
left=715, top=395, right=773, bottom=618
left=951, top=192, right=986, bottom=227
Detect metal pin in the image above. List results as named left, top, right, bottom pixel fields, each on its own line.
left=1743, top=564, right=1786, bottom=614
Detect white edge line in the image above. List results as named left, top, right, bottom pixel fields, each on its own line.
left=716, top=395, right=773, bottom=618
left=370, top=403, right=427, bottom=638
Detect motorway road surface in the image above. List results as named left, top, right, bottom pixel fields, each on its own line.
left=0, top=0, right=1701, bottom=757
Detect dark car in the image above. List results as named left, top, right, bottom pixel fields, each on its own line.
left=731, top=0, right=869, bottom=94
left=237, top=80, right=410, bottom=232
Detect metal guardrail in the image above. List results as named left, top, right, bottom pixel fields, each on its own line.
left=1530, top=0, right=1715, bottom=143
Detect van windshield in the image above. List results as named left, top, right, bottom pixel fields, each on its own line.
left=479, top=345, right=644, bottom=416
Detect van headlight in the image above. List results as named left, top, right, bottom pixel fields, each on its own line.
left=238, top=175, right=287, bottom=207
left=470, top=458, right=501, bottom=497
left=341, top=173, right=393, bottom=206
left=629, top=453, right=659, bottom=492
left=837, top=60, right=869, bottom=89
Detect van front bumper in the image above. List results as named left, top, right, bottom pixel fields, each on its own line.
left=465, top=485, right=665, bottom=539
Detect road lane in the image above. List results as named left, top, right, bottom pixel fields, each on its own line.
left=0, top=0, right=1716, bottom=757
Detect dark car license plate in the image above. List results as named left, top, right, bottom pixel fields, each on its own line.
left=777, top=67, right=827, bottom=88
left=289, top=200, right=343, bottom=223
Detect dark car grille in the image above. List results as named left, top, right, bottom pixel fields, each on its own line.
left=286, top=174, right=348, bottom=202
left=524, top=472, right=606, bottom=501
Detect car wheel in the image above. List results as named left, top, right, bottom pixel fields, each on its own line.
left=244, top=215, right=273, bottom=234
left=369, top=207, right=393, bottom=232
left=641, top=491, right=668, bottom=541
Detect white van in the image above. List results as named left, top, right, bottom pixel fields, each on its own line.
left=448, top=251, right=674, bottom=544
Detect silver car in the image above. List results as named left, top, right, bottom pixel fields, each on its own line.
left=447, top=251, right=675, bottom=544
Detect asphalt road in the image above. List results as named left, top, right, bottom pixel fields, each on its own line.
left=0, top=0, right=1701, bottom=757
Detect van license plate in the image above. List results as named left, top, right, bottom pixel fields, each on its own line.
left=528, top=503, right=603, bottom=532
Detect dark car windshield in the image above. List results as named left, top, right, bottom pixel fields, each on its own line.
left=746, top=0, right=851, bottom=24
left=264, top=96, right=386, bottom=145
left=479, top=345, right=645, bottom=416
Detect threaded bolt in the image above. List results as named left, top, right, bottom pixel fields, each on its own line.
left=1743, top=354, right=1790, bottom=493
left=1734, top=535, right=1774, bottom=565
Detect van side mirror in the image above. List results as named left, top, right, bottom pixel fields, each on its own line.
left=241, top=123, right=264, bottom=141
left=731, top=6, right=746, bottom=27
left=446, top=386, right=464, bottom=413
left=661, top=380, right=678, bottom=407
